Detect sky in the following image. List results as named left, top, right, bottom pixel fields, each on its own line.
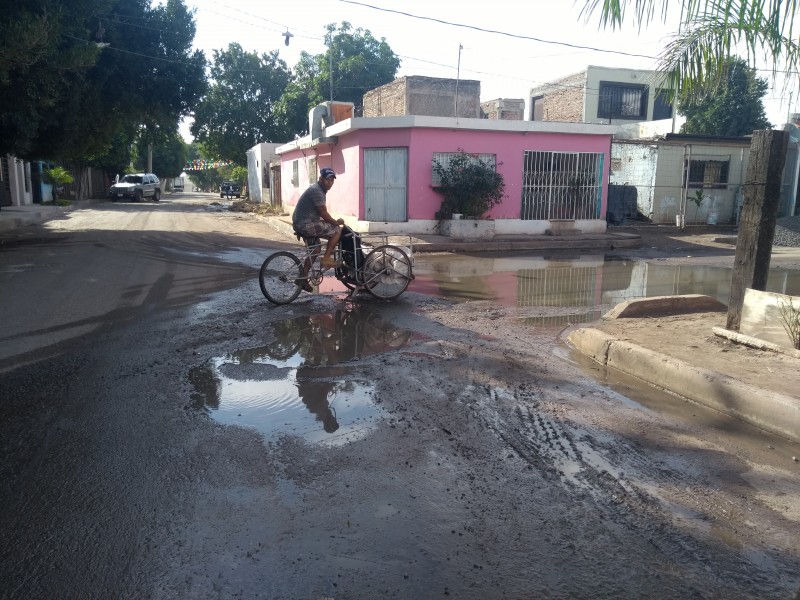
left=181, top=0, right=800, bottom=141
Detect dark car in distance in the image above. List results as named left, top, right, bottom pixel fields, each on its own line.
left=220, top=181, right=241, bottom=198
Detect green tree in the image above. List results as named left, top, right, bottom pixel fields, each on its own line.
left=134, top=130, right=188, bottom=179
left=191, top=43, right=292, bottom=165
left=1, top=0, right=207, bottom=163
left=277, top=22, right=400, bottom=136
left=580, top=1, right=800, bottom=101
left=0, top=0, right=107, bottom=157
left=679, top=58, right=771, bottom=135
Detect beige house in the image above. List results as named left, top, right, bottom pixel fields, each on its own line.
left=529, top=65, right=675, bottom=126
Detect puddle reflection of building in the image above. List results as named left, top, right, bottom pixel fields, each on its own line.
left=295, top=370, right=339, bottom=433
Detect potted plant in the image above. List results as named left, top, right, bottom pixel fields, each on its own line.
left=432, top=150, right=505, bottom=221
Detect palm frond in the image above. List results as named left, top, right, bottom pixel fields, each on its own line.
left=655, top=9, right=800, bottom=101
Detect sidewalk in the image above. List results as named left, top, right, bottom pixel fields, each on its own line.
left=566, top=297, right=800, bottom=444
left=0, top=203, right=79, bottom=233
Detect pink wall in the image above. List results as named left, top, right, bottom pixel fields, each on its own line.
left=282, top=126, right=612, bottom=220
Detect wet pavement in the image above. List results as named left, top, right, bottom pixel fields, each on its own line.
left=2, top=196, right=800, bottom=599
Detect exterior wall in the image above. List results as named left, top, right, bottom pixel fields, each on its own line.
left=350, top=126, right=611, bottom=224
left=529, top=71, right=586, bottom=122
left=362, top=76, right=481, bottom=118
left=610, top=142, right=658, bottom=220
left=363, top=79, right=407, bottom=117
left=584, top=66, right=671, bottom=125
left=246, top=142, right=282, bottom=203
left=481, top=98, right=525, bottom=120
left=280, top=145, right=361, bottom=220
left=652, top=143, right=749, bottom=225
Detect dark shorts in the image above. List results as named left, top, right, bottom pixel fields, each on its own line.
left=296, top=220, right=339, bottom=240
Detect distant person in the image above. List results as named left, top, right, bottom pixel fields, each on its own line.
left=292, top=168, right=344, bottom=282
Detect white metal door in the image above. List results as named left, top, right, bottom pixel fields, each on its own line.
left=364, top=148, right=407, bottom=222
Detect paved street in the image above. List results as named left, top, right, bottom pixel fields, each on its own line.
left=1, top=196, right=798, bottom=599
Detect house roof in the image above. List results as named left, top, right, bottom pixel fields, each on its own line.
left=276, top=115, right=617, bottom=155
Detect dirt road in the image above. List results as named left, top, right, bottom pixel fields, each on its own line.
left=1, top=197, right=798, bottom=599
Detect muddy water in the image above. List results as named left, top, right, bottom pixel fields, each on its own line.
left=409, top=254, right=800, bottom=322
left=188, top=309, right=417, bottom=444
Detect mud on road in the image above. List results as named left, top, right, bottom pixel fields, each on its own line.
left=1, top=204, right=799, bottom=599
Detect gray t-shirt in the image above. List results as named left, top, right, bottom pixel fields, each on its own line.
left=292, top=182, right=327, bottom=229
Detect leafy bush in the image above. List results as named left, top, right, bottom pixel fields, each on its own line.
left=43, top=166, right=74, bottom=202
left=432, top=151, right=505, bottom=219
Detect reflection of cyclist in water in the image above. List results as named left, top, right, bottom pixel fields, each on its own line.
left=296, top=375, right=339, bottom=433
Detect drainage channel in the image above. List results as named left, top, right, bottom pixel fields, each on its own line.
left=188, top=309, right=416, bottom=445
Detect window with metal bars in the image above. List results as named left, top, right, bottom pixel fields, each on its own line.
left=521, top=151, right=603, bottom=220
left=597, top=82, right=648, bottom=120
left=291, top=160, right=299, bottom=187
left=685, top=159, right=729, bottom=189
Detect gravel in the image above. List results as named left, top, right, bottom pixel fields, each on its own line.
left=774, top=215, right=800, bottom=246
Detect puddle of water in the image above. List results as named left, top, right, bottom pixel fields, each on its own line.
left=410, top=254, right=800, bottom=325
left=188, top=309, right=416, bottom=444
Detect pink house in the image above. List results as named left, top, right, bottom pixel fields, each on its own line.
left=276, top=109, right=614, bottom=236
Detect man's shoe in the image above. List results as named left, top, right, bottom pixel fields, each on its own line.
left=320, top=257, right=342, bottom=269
left=295, top=278, right=313, bottom=293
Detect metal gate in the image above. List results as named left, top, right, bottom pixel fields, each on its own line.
left=364, top=148, right=407, bottom=222
left=521, top=151, right=604, bottom=220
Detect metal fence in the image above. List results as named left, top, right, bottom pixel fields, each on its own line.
left=521, top=151, right=604, bottom=220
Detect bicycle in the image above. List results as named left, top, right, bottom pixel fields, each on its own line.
left=259, top=225, right=415, bottom=305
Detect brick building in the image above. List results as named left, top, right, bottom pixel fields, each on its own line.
left=480, top=98, right=525, bottom=121
left=362, top=76, right=481, bottom=118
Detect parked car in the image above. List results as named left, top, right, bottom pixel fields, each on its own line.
left=220, top=180, right=241, bottom=198
left=109, top=173, right=161, bottom=202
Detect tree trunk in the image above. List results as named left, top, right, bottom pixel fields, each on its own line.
left=726, top=129, right=788, bottom=330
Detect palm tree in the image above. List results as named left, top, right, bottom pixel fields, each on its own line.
left=580, top=0, right=800, bottom=101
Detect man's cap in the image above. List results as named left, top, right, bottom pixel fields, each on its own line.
left=320, top=167, right=336, bottom=180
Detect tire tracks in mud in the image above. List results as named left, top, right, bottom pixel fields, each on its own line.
left=463, top=373, right=797, bottom=596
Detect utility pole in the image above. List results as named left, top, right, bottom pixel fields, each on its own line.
left=726, top=129, right=789, bottom=330
left=454, top=44, right=463, bottom=117
left=329, top=42, right=334, bottom=103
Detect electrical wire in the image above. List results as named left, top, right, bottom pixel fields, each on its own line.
left=336, top=0, right=657, bottom=60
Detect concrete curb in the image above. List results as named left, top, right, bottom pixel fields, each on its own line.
left=568, top=327, right=800, bottom=443
left=262, top=216, right=641, bottom=254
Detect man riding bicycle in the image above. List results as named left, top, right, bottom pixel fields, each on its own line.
left=292, top=167, right=344, bottom=291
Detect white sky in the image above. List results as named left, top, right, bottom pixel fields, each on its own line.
left=182, top=0, right=800, bottom=141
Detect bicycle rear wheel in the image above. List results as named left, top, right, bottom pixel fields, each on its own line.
left=363, top=245, right=412, bottom=300
left=260, top=251, right=303, bottom=305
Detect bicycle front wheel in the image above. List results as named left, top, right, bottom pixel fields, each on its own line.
left=260, top=251, right=303, bottom=305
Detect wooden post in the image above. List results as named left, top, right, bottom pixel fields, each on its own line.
left=726, top=129, right=788, bottom=330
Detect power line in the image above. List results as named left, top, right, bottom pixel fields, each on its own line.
left=336, top=0, right=657, bottom=60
